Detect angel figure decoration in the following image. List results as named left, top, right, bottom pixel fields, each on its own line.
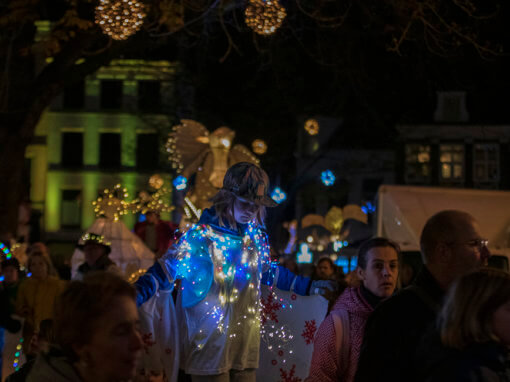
left=166, top=119, right=260, bottom=211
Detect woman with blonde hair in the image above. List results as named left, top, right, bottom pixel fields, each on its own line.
left=16, top=252, right=66, bottom=355
left=418, top=268, right=510, bottom=382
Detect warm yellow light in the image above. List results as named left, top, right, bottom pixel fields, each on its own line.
left=149, top=174, right=164, bottom=190
left=95, top=0, right=146, bottom=40
left=304, top=119, right=319, bottom=135
left=245, top=0, right=286, bottom=36
left=252, top=139, right=268, bottom=155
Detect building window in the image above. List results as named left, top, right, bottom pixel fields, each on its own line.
left=136, top=133, right=159, bottom=170
left=440, top=144, right=464, bottom=182
left=61, top=189, right=81, bottom=228
left=138, top=81, right=161, bottom=112
left=405, top=144, right=431, bottom=183
left=100, top=80, right=123, bottom=109
left=61, top=132, right=83, bottom=167
left=99, top=133, right=121, bottom=168
left=62, top=80, right=85, bottom=109
left=473, top=143, right=499, bottom=184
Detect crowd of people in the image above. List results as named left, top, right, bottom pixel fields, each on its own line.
left=0, top=162, right=509, bottom=382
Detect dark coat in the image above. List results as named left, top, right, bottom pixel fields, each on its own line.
left=417, top=331, right=510, bottom=382
left=354, top=266, right=445, bottom=382
left=0, top=286, right=21, bottom=333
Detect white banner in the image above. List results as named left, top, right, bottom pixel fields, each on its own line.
left=257, top=286, right=328, bottom=382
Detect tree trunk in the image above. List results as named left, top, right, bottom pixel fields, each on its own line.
left=0, top=124, right=31, bottom=238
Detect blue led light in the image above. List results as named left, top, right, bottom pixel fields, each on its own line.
left=173, top=175, right=188, bottom=191
left=361, top=201, right=376, bottom=214
left=321, top=170, right=336, bottom=186
left=297, top=243, right=313, bottom=264
left=270, top=187, right=286, bottom=204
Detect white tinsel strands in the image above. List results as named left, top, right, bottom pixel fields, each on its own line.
left=95, top=0, right=146, bottom=40
left=245, top=0, right=287, bottom=36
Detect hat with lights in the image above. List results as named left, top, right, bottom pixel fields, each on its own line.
left=76, top=232, right=111, bottom=254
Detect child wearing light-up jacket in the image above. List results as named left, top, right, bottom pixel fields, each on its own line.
left=136, top=162, right=335, bottom=381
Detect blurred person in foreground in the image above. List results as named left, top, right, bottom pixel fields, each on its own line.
left=27, top=272, right=143, bottom=382
left=416, top=268, right=510, bottom=382
left=307, top=238, right=400, bottom=382
left=16, top=252, right=65, bottom=356
left=1, top=258, right=22, bottom=380
left=5, top=318, right=54, bottom=382
left=354, top=210, right=491, bottom=382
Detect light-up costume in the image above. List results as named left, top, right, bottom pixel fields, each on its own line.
left=136, top=207, right=313, bottom=377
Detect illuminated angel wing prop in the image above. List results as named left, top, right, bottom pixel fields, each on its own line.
left=229, top=144, right=260, bottom=166
left=167, top=119, right=210, bottom=173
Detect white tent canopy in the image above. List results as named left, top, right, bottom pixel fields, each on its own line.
left=71, top=217, right=155, bottom=278
left=377, top=185, right=510, bottom=256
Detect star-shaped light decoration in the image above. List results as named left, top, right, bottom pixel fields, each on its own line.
left=92, top=184, right=136, bottom=221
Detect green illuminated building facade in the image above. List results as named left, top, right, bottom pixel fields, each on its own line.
left=26, top=59, right=176, bottom=240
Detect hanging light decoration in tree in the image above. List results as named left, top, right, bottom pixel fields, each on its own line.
left=95, top=0, right=146, bottom=40
left=245, top=0, right=287, bottom=36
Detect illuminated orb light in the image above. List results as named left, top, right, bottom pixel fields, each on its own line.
left=270, top=187, right=286, bottom=204
left=245, top=0, right=287, bottom=36
left=149, top=174, right=164, bottom=190
left=321, top=170, right=336, bottom=186
left=173, top=175, right=188, bottom=191
left=252, top=139, right=268, bottom=155
left=297, top=243, right=312, bottom=264
left=304, top=118, right=319, bottom=135
left=95, top=0, right=146, bottom=40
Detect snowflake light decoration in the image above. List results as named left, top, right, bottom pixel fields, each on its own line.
left=321, top=170, right=336, bottom=186
left=270, top=187, right=286, bottom=204
left=95, top=0, right=146, bottom=40
left=245, top=0, right=287, bottom=36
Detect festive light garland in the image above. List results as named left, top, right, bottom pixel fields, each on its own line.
left=95, top=0, right=146, bottom=40
left=0, top=242, right=11, bottom=259
left=80, top=233, right=112, bottom=247
left=12, top=338, right=23, bottom=371
left=245, top=0, right=287, bottom=36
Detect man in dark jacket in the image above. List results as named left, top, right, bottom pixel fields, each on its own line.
left=74, top=233, right=120, bottom=280
left=354, top=210, right=491, bottom=382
